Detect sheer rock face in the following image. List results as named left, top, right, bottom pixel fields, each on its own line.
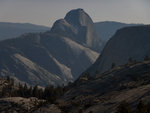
left=51, top=9, right=102, bottom=52
left=87, top=25, right=150, bottom=75
left=0, top=9, right=99, bottom=86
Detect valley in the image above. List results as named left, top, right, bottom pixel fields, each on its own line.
left=0, top=8, right=150, bottom=113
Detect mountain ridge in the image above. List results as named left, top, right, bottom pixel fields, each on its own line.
left=0, top=9, right=99, bottom=86
left=86, top=25, right=150, bottom=76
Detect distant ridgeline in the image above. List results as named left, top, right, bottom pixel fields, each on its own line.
left=0, top=22, right=50, bottom=40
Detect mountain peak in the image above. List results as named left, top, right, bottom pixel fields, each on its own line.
left=69, top=8, right=84, bottom=12
left=64, top=8, right=92, bottom=26
left=50, top=8, right=102, bottom=52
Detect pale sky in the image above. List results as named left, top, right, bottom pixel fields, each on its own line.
left=0, top=0, right=150, bottom=27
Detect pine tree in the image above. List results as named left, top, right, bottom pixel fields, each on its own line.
left=23, top=83, right=28, bottom=97
left=54, top=86, right=63, bottom=98
left=43, top=85, right=55, bottom=103
left=38, top=88, right=44, bottom=99
left=33, top=85, right=39, bottom=98
left=28, top=86, right=33, bottom=97
left=18, top=83, right=24, bottom=97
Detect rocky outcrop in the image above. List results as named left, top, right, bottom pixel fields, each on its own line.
left=51, top=9, right=102, bottom=52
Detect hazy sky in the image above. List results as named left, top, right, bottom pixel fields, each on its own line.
left=0, top=0, right=150, bottom=26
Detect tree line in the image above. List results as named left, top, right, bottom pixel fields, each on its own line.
left=0, top=76, right=65, bottom=104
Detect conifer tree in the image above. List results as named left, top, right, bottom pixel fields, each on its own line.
left=33, top=85, right=39, bottom=98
